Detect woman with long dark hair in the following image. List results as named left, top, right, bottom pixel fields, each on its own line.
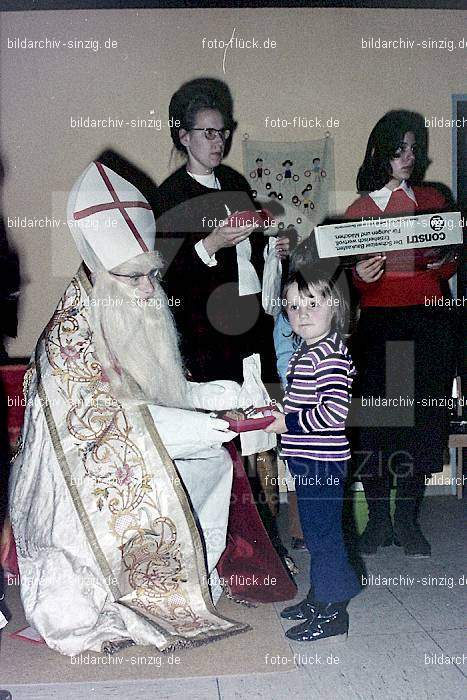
left=346, top=110, right=459, bottom=557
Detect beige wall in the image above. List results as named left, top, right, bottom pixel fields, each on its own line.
left=1, top=7, right=465, bottom=355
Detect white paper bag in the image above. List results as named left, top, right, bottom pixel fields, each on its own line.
left=238, top=354, right=276, bottom=456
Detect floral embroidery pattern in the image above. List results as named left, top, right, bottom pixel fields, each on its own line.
left=116, top=463, right=135, bottom=486
left=43, top=275, right=214, bottom=636
left=122, top=518, right=183, bottom=594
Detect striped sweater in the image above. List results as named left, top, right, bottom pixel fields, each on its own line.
left=281, top=332, right=355, bottom=462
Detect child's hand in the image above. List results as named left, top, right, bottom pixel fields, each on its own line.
left=264, top=410, right=287, bottom=434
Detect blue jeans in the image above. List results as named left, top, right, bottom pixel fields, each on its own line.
left=287, top=457, right=361, bottom=604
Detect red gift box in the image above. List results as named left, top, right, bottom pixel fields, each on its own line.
left=226, top=209, right=271, bottom=229
left=223, top=405, right=276, bottom=432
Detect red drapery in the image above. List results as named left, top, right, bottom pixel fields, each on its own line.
left=0, top=363, right=27, bottom=575
left=218, top=442, right=296, bottom=603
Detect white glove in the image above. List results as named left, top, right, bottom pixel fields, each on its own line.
left=188, top=380, right=242, bottom=411
left=148, top=405, right=237, bottom=459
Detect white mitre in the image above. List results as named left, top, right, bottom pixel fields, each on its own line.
left=67, top=161, right=156, bottom=272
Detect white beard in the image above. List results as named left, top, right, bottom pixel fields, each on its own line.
left=89, top=270, right=190, bottom=408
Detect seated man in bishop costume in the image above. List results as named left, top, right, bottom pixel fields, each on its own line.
left=9, top=162, right=294, bottom=657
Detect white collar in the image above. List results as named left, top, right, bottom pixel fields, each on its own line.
left=187, top=170, right=220, bottom=190
left=369, top=180, right=418, bottom=212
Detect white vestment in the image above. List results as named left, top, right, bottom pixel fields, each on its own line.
left=9, top=269, right=246, bottom=656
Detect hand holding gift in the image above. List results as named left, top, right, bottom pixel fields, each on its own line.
left=218, top=405, right=277, bottom=432
left=264, top=410, right=287, bottom=435
left=203, top=209, right=272, bottom=256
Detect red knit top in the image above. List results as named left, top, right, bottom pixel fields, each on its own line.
left=345, top=186, right=458, bottom=307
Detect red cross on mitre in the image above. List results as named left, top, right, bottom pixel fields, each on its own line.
left=72, top=161, right=152, bottom=252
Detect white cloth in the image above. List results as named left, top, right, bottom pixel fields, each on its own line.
left=236, top=237, right=262, bottom=296
left=188, top=379, right=242, bottom=411
left=225, top=203, right=262, bottom=296
left=148, top=404, right=234, bottom=593
left=67, top=162, right=156, bottom=272
left=262, top=237, right=283, bottom=315
left=149, top=406, right=237, bottom=459
left=369, top=180, right=418, bottom=212
left=11, top=379, right=135, bottom=656
left=171, top=450, right=233, bottom=587
left=10, top=370, right=237, bottom=656
left=148, top=379, right=241, bottom=602
left=194, top=229, right=264, bottom=298
left=0, top=611, right=7, bottom=629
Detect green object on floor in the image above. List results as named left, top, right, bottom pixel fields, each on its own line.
left=353, top=488, right=397, bottom=535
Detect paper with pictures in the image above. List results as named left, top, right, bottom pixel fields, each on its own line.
left=243, top=136, right=335, bottom=244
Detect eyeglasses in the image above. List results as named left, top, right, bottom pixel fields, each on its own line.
left=190, top=127, right=231, bottom=141
left=111, top=268, right=162, bottom=286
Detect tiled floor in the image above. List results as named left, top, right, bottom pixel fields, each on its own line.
left=2, top=495, right=466, bottom=700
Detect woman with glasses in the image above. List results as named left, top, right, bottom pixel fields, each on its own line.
left=154, top=77, right=288, bottom=385
left=154, top=78, right=294, bottom=582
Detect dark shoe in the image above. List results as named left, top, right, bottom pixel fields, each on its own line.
left=358, top=519, right=393, bottom=554
left=285, top=601, right=349, bottom=642
left=291, top=537, right=307, bottom=550
left=394, top=483, right=431, bottom=557
left=280, top=590, right=316, bottom=620
left=394, top=524, right=431, bottom=557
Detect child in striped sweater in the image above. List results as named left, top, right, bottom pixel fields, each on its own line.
left=266, top=263, right=361, bottom=642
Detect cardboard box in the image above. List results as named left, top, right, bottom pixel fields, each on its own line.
left=315, top=211, right=463, bottom=259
